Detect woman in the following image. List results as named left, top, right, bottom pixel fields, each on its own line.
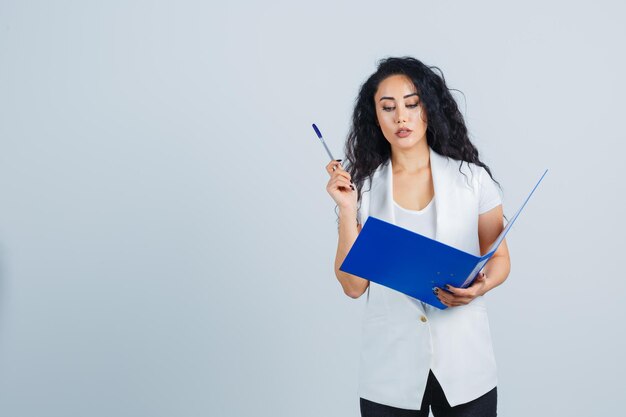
left=325, top=57, right=511, bottom=417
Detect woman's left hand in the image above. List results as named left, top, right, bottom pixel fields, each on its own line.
left=435, top=272, right=488, bottom=307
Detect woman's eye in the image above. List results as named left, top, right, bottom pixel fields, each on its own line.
left=382, top=106, right=395, bottom=112
left=406, top=103, right=419, bottom=109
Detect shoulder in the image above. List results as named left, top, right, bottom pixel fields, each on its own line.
left=432, top=150, right=484, bottom=188
left=362, top=159, right=389, bottom=189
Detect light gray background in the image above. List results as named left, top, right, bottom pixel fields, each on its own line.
left=1, top=1, right=624, bottom=416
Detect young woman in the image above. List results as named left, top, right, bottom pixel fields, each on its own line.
left=325, top=57, right=511, bottom=417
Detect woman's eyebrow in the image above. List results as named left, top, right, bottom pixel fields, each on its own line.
left=378, top=93, right=419, bottom=101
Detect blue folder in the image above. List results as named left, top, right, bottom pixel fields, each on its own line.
left=339, top=170, right=548, bottom=309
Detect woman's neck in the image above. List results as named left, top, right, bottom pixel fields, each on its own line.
left=391, top=141, right=430, bottom=175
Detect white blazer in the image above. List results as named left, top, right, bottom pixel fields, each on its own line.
left=356, top=147, right=498, bottom=410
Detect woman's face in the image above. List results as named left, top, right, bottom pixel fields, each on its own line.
left=374, top=74, right=428, bottom=150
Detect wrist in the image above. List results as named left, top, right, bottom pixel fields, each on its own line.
left=338, top=207, right=358, bottom=230
left=338, top=205, right=357, bottom=218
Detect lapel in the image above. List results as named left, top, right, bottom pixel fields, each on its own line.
left=367, top=147, right=462, bottom=249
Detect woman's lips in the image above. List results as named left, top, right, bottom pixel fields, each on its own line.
left=395, top=129, right=412, bottom=138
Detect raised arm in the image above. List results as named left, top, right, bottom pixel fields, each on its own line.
left=326, top=160, right=370, bottom=299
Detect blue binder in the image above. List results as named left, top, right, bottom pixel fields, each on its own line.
left=339, top=170, right=548, bottom=309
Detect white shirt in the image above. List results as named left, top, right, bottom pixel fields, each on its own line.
left=393, top=197, right=436, bottom=239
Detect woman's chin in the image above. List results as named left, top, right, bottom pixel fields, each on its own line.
left=391, top=136, right=425, bottom=150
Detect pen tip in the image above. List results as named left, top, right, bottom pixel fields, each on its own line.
left=312, top=123, right=322, bottom=139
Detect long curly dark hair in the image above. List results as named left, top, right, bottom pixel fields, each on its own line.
left=344, top=56, right=499, bottom=206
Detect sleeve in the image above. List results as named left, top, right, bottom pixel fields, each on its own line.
left=479, top=167, right=502, bottom=215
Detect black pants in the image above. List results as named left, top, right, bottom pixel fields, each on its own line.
left=360, top=370, right=497, bottom=417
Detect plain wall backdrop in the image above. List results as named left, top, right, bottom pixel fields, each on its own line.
left=1, top=1, right=624, bottom=416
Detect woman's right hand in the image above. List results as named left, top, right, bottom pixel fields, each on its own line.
left=325, top=160, right=357, bottom=211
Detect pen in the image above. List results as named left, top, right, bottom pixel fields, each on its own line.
left=312, top=123, right=353, bottom=191
left=312, top=123, right=339, bottom=163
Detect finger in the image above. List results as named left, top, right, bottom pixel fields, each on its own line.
left=330, top=178, right=355, bottom=192
left=439, top=296, right=465, bottom=307
left=435, top=291, right=450, bottom=306
left=436, top=286, right=459, bottom=303
left=444, top=285, right=472, bottom=297
left=436, top=289, right=470, bottom=306
left=337, top=181, right=354, bottom=191
left=325, top=159, right=342, bottom=167
left=325, top=161, right=340, bottom=174
left=450, top=296, right=472, bottom=305
left=439, top=295, right=467, bottom=307
left=332, top=170, right=352, bottom=182
left=329, top=168, right=353, bottom=185
left=331, top=176, right=352, bottom=187
left=439, top=293, right=467, bottom=306
left=443, top=284, right=461, bottom=295
left=326, top=160, right=343, bottom=174
left=328, top=170, right=353, bottom=186
left=434, top=288, right=453, bottom=304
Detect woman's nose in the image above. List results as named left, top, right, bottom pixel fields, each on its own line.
left=396, top=108, right=407, bottom=123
